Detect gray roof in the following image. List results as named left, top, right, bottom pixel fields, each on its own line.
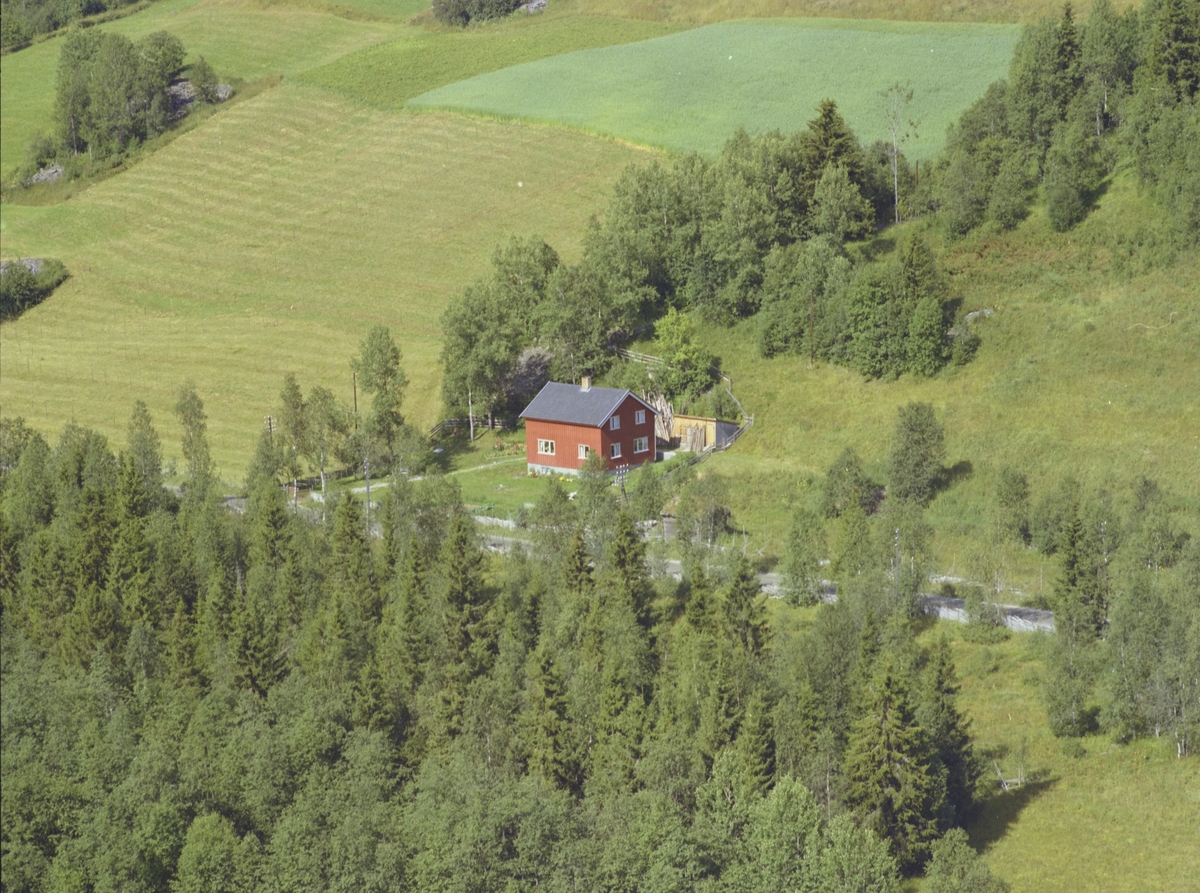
left=520, top=382, right=653, bottom=427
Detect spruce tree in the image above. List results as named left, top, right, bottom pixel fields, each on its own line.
left=439, top=511, right=491, bottom=694
left=563, top=526, right=592, bottom=597
left=887, top=401, right=946, bottom=506
left=523, top=640, right=575, bottom=791
left=723, top=554, right=769, bottom=658
left=917, top=638, right=979, bottom=829
left=126, top=400, right=163, bottom=503
left=329, top=493, right=376, bottom=646
left=700, top=647, right=743, bottom=765
left=231, top=570, right=283, bottom=698
left=844, top=663, right=942, bottom=871
left=735, top=689, right=776, bottom=795
left=685, top=565, right=720, bottom=634
left=605, top=510, right=652, bottom=627
left=106, top=454, right=154, bottom=627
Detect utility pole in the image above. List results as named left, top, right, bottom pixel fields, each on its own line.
left=363, top=454, right=370, bottom=535
left=265, top=415, right=274, bottom=444
left=352, top=372, right=358, bottom=429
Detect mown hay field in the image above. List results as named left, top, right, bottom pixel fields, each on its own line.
left=293, top=12, right=685, bottom=110
left=576, top=0, right=1140, bottom=24
left=0, top=0, right=412, bottom=176
left=408, top=17, right=1020, bottom=158
left=0, top=85, right=656, bottom=477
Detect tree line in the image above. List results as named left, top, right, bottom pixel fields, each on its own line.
left=439, top=99, right=962, bottom=423
left=923, top=0, right=1200, bottom=241
left=0, top=0, right=144, bottom=52
left=0, top=258, right=69, bottom=319
left=0, top=386, right=1020, bottom=892
left=440, top=0, right=1199, bottom=408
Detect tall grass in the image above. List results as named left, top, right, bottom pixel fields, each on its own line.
left=0, top=87, right=655, bottom=477
left=409, top=18, right=1019, bottom=159
left=697, top=173, right=1199, bottom=589
left=925, top=625, right=1200, bottom=892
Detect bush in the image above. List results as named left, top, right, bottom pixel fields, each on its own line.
left=0, top=259, right=69, bottom=318
left=191, top=57, right=220, bottom=104
left=432, top=0, right=522, bottom=26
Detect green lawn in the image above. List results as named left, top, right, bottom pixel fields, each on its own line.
left=0, top=87, right=656, bottom=479
left=408, top=17, right=1019, bottom=158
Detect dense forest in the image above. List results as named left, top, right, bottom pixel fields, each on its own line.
left=3, top=348, right=1197, bottom=891
left=0, top=383, right=999, bottom=892
left=3, top=2, right=1199, bottom=891
left=439, top=0, right=1199, bottom=415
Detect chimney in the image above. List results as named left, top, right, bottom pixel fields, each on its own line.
left=581, top=376, right=591, bottom=391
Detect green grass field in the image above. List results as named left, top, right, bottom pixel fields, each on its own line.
left=409, top=18, right=1019, bottom=158
left=695, top=175, right=1199, bottom=591
left=933, top=625, right=1200, bottom=892
left=0, top=0, right=412, bottom=176
left=0, top=86, right=655, bottom=477
left=576, top=0, right=1140, bottom=25
left=294, top=12, right=685, bottom=110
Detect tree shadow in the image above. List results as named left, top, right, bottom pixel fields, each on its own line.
left=935, top=459, right=973, bottom=495
left=853, top=235, right=896, bottom=263
left=968, top=776, right=1058, bottom=854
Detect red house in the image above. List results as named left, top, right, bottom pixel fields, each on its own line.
left=520, top=379, right=657, bottom=475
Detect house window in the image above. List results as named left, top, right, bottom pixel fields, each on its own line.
left=634, top=437, right=649, bottom=454
left=538, top=439, right=555, bottom=456
left=609, top=415, right=620, bottom=431
left=610, top=442, right=622, bottom=459
left=635, top=410, right=646, bottom=425
left=578, top=444, right=589, bottom=459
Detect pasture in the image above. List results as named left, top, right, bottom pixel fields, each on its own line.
left=408, top=18, right=1020, bottom=158
left=0, top=86, right=656, bottom=478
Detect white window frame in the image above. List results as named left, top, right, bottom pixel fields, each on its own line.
left=610, top=442, right=621, bottom=459
left=635, top=410, right=646, bottom=426
left=537, top=439, right=556, bottom=456
left=578, top=444, right=589, bottom=459
left=609, top=415, right=620, bottom=431
left=634, top=436, right=649, bottom=454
